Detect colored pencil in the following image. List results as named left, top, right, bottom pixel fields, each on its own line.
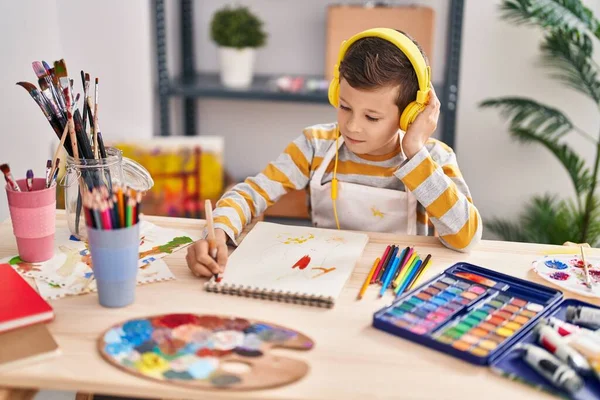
left=370, top=245, right=391, bottom=284
left=392, top=247, right=413, bottom=283
left=358, top=257, right=380, bottom=300
left=396, top=259, right=423, bottom=296
left=380, top=252, right=402, bottom=297
left=407, top=254, right=432, bottom=290
left=381, top=246, right=406, bottom=287
left=378, top=246, right=398, bottom=283
left=393, top=253, right=418, bottom=289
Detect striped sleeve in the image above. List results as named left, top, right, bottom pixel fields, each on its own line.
left=395, top=140, right=482, bottom=252
left=211, top=133, right=315, bottom=244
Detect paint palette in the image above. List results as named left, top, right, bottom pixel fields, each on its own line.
left=373, top=263, right=562, bottom=365
left=98, top=314, right=314, bottom=390
left=533, top=254, right=600, bottom=298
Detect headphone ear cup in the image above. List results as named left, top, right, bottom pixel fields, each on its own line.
left=399, top=101, right=426, bottom=131
left=328, top=78, right=340, bottom=108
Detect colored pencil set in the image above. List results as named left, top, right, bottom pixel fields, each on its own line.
left=82, top=185, right=142, bottom=230
left=358, top=245, right=432, bottom=300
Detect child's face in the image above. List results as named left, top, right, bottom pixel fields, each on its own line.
left=337, top=78, right=401, bottom=155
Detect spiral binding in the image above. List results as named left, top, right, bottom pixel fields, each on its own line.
left=204, top=281, right=335, bottom=308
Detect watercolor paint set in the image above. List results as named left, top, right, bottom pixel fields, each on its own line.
left=373, top=262, right=600, bottom=398
left=372, top=262, right=562, bottom=365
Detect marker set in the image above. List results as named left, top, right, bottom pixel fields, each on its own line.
left=373, top=263, right=600, bottom=399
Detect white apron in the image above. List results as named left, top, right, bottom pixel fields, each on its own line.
left=309, top=137, right=417, bottom=234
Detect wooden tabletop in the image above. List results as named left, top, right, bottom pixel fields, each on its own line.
left=0, top=212, right=597, bottom=400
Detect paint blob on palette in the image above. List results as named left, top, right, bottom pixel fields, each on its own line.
left=98, top=314, right=314, bottom=390
left=533, top=254, right=600, bottom=298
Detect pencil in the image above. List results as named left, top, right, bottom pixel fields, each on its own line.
left=396, top=259, right=422, bottom=295
left=205, top=199, right=219, bottom=282
left=377, top=246, right=398, bottom=283
left=408, top=254, right=433, bottom=290
left=380, top=252, right=402, bottom=297
left=392, top=247, right=413, bottom=284
left=393, top=253, right=418, bottom=289
left=370, top=245, right=391, bottom=284
left=358, top=257, right=380, bottom=300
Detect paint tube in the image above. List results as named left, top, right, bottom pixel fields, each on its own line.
left=521, top=344, right=584, bottom=394
left=540, top=317, right=592, bottom=337
left=565, top=331, right=600, bottom=381
left=566, top=306, right=600, bottom=329
left=537, top=325, right=592, bottom=375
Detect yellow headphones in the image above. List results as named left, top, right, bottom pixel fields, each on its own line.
left=327, top=28, right=431, bottom=230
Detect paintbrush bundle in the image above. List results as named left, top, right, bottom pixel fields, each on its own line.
left=82, top=184, right=142, bottom=230
left=17, top=59, right=104, bottom=167
left=18, top=59, right=113, bottom=234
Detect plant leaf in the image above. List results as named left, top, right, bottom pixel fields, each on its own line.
left=499, top=0, right=600, bottom=39
left=510, top=128, right=592, bottom=197
left=540, top=28, right=600, bottom=104
left=485, top=219, right=529, bottom=242
left=479, top=97, right=573, bottom=139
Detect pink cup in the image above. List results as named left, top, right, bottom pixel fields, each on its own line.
left=6, top=178, right=56, bottom=262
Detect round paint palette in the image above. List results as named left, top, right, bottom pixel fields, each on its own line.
left=98, top=314, right=314, bottom=390
left=533, top=255, right=600, bottom=298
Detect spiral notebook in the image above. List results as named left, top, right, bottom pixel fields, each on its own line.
left=204, top=222, right=369, bottom=308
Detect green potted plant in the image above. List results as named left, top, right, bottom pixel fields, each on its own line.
left=479, top=0, right=600, bottom=245
left=210, top=5, right=267, bottom=88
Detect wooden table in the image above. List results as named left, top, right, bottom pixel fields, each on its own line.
left=0, top=212, right=597, bottom=400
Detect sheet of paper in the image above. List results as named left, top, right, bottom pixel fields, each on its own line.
left=216, top=222, right=369, bottom=299
left=1, top=220, right=197, bottom=297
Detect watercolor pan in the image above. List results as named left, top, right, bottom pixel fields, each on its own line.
left=372, top=263, right=563, bottom=366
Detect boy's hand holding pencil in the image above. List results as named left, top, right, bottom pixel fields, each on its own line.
left=186, top=200, right=228, bottom=279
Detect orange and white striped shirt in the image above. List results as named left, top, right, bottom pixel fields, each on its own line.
left=212, top=122, right=481, bottom=252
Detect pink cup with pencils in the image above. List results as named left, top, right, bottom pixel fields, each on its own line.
left=5, top=174, right=56, bottom=263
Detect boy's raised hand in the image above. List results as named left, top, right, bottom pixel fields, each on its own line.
left=402, top=84, right=441, bottom=159
left=186, top=228, right=228, bottom=278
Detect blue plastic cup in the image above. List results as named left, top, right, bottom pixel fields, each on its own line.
left=87, top=224, right=140, bottom=308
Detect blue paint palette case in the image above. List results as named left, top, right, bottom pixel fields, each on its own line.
left=372, top=263, right=600, bottom=399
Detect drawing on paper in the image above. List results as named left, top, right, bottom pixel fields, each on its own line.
left=1, top=221, right=199, bottom=299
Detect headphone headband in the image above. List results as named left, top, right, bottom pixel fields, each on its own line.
left=334, top=28, right=430, bottom=95
left=328, top=28, right=431, bottom=131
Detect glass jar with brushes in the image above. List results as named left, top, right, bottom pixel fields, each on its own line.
left=62, top=147, right=154, bottom=240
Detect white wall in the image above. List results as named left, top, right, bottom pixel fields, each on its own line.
left=0, top=0, right=62, bottom=221
left=456, top=0, right=600, bottom=232
left=0, top=0, right=154, bottom=221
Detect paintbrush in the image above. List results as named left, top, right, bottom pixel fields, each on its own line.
left=97, top=132, right=107, bottom=159
left=205, top=199, right=220, bottom=282
left=36, top=77, right=65, bottom=126
left=581, top=246, right=593, bottom=289
left=81, top=71, right=89, bottom=134
left=54, top=60, right=71, bottom=100
left=93, top=77, right=99, bottom=159
left=15, top=82, right=62, bottom=134
left=49, top=159, right=59, bottom=187
left=32, top=61, right=63, bottom=114
left=26, top=170, right=34, bottom=191
left=45, top=160, right=52, bottom=188
left=63, top=88, right=79, bottom=160
left=0, top=164, right=21, bottom=192
left=49, top=123, right=69, bottom=182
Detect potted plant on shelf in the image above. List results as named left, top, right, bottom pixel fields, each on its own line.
left=210, top=5, right=267, bottom=89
